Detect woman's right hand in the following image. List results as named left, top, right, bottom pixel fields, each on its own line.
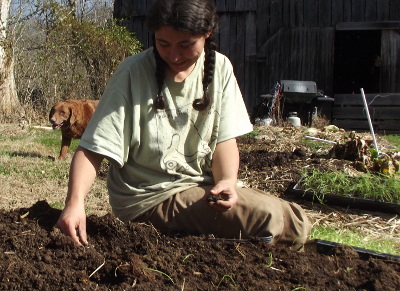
left=57, top=202, right=88, bottom=246
left=56, top=146, right=103, bottom=246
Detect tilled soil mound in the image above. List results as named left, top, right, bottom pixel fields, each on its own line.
left=1, top=201, right=399, bottom=290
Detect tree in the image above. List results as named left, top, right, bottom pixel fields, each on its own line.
left=0, top=0, right=22, bottom=120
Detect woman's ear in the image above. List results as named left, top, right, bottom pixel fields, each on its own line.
left=205, top=31, right=212, bottom=39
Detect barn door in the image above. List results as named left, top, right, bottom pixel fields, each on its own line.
left=381, top=30, right=400, bottom=93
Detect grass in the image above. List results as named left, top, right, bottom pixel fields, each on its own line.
left=300, top=134, right=400, bottom=256
left=311, top=226, right=400, bottom=256
left=383, top=135, right=400, bottom=150
left=300, top=169, right=400, bottom=204
left=0, top=125, right=109, bottom=214
left=301, top=138, right=333, bottom=155
left=34, top=128, right=79, bottom=152
left=240, top=129, right=260, bottom=138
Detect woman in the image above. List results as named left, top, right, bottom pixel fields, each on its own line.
left=56, top=0, right=310, bottom=250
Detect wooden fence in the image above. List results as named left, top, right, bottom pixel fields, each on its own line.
left=332, top=93, right=400, bottom=134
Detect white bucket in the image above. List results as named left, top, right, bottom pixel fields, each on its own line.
left=288, top=112, right=301, bottom=128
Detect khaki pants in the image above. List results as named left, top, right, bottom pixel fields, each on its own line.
left=134, top=186, right=311, bottom=250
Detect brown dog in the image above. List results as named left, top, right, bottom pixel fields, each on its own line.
left=49, top=99, right=99, bottom=161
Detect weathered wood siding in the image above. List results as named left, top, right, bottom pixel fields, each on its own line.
left=332, top=94, right=400, bottom=133
left=113, top=0, right=400, bottom=116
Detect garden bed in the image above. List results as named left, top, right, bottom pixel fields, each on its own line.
left=0, top=201, right=399, bottom=290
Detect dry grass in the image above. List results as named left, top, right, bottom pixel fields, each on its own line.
left=0, top=124, right=110, bottom=215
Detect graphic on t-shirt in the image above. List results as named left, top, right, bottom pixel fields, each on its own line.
left=156, top=107, right=218, bottom=181
left=162, top=133, right=211, bottom=175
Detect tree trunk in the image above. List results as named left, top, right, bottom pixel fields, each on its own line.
left=0, top=0, right=22, bottom=121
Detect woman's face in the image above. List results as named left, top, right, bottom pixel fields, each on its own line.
left=155, top=26, right=210, bottom=81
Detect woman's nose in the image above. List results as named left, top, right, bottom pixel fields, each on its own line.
left=169, top=48, right=182, bottom=62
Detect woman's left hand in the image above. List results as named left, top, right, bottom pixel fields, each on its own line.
left=208, top=180, right=238, bottom=211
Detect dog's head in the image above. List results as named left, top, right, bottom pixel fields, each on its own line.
left=49, top=101, right=75, bottom=130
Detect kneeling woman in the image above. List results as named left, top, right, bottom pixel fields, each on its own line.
left=56, top=0, right=311, bottom=250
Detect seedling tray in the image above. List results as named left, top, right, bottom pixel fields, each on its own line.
left=308, top=239, right=400, bottom=262
left=289, top=179, right=400, bottom=214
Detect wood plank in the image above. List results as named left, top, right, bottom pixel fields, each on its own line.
left=319, top=28, right=335, bottom=95
left=304, top=29, right=316, bottom=79
left=290, top=0, right=304, bottom=27
left=227, top=0, right=235, bottom=11
left=336, top=21, right=400, bottom=30
left=146, top=0, right=157, bottom=13
left=332, top=119, right=400, bottom=131
left=319, top=0, right=332, bottom=26
left=333, top=94, right=400, bottom=105
left=381, top=30, right=400, bottom=92
left=351, top=0, right=365, bottom=21
left=365, top=0, right=377, bottom=21
left=236, top=0, right=246, bottom=11
left=332, top=106, right=400, bottom=119
left=235, top=13, right=246, bottom=93
left=215, top=0, right=227, bottom=11
left=256, top=0, right=271, bottom=49
left=270, top=0, right=283, bottom=35
left=390, top=0, right=400, bottom=20
left=303, top=0, right=318, bottom=26
left=332, top=0, right=344, bottom=24
left=245, top=12, right=257, bottom=56
left=218, top=14, right=231, bottom=56
left=282, top=0, right=291, bottom=27
left=377, top=0, right=392, bottom=20
left=343, top=0, right=352, bottom=21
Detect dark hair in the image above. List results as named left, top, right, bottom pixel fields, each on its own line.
left=146, top=0, right=219, bottom=111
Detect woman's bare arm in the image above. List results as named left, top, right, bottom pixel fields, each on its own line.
left=56, top=146, right=104, bottom=245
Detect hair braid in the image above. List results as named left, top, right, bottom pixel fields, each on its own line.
left=192, top=35, right=216, bottom=111
left=152, top=41, right=167, bottom=110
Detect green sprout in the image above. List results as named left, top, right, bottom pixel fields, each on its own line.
left=264, top=252, right=273, bottom=268
left=144, top=268, right=174, bottom=284
left=182, top=254, right=194, bottom=263
left=217, top=274, right=236, bottom=288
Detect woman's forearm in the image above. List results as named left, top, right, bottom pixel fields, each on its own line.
left=65, top=146, right=104, bottom=206
left=211, top=138, right=239, bottom=185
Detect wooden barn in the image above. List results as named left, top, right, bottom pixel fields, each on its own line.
left=114, top=0, right=400, bottom=133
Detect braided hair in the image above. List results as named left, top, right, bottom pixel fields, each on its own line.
left=146, top=0, right=219, bottom=111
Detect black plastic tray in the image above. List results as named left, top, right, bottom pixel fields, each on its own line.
left=289, top=179, right=400, bottom=214
left=309, top=239, right=400, bottom=262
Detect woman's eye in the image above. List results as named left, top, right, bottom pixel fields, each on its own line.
left=181, top=44, right=193, bottom=49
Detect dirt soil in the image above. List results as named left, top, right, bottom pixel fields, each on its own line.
left=1, top=125, right=400, bottom=290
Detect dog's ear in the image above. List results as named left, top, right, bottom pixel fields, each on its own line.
left=68, top=103, right=76, bottom=124
left=48, top=106, right=55, bottom=121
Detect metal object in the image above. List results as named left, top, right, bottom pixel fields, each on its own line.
left=279, top=80, right=334, bottom=126
left=207, top=236, right=273, bottom=244
left=281, top=80, right=318, bottom=103
left=304, top=135, right=337, bottom=144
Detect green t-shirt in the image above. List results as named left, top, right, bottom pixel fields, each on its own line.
left=80, top=48, right=253, bottom=221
